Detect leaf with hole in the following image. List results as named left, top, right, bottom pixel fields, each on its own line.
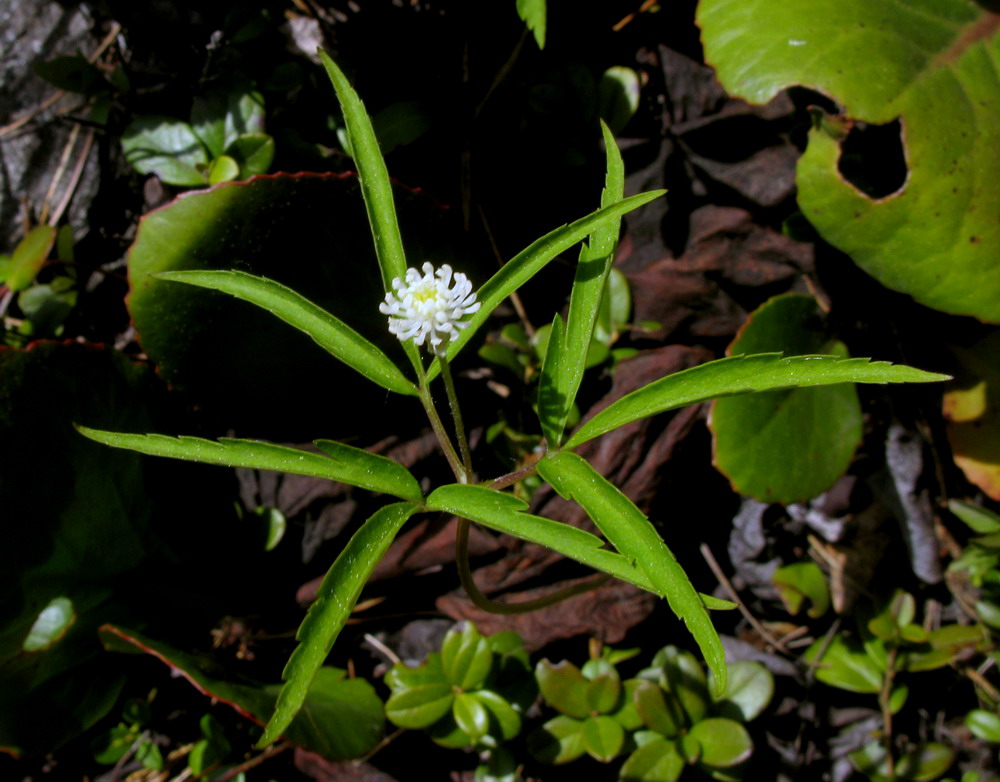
left=699, top=0, right=1000, bottom=322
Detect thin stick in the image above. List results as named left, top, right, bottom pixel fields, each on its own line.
left=49, top=126, right=96, bottom=226
left=699, top=543, right=789, bottom=654
left=363, top=632, right=401, bottom=666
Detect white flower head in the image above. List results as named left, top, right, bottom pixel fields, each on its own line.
left=379, top=262, right=481, bottom=355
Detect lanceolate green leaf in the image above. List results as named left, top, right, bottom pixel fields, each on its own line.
left=260, top=501, right=420, bottom=747
left=76, top=427, right=422, bottom=502
left=156, top=270, right=417, bottom=396
left=537, top=451, right=726, bottom=696
left=550, top=122, right=625, bottom=446
left=537, top=313, right=566, bottom=447
left=313, top=439, right=423, bottom=503
left=427, top=189, right=665, bottom=378
left=319, top=51, right=405, bottom=291
left=427, top=484, right=656, bottom=592
left=318, top=52, right=422, bottom=373
left=424, top=484, right=732, bottom=612
left=564, top=354, right=949, bottom=449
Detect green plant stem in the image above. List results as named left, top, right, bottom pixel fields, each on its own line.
left=439, top=353, right=473, bottom=479
left=455, top=515, right=610, bottom=615
left=417, top=374, right=467, bottom=484
left=880, top=648, right=898, bottom=779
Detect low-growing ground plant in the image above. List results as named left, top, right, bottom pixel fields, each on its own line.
left=77, top=52, right=946, bottom=751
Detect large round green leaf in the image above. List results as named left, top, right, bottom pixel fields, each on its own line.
left=710, top=294, right=862, bottom=504
left=698, top=0, right=1000, bottom=322
left=127, top=172, right=455, bottom=437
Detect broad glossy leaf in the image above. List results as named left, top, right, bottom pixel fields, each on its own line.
left=7, top=225, right=56, bottom=292
left=582, top=715, right=625, bottom=762
left=699, top=0, right=1000, bottom=322
left=650, top=646, right=710, bottom=725
left=22, top=597, right=75, bottom=652
left=566, top=354, right=947, bottom=449
left=385, top=683, right=454, bottom=729
left=100, top=625, right=383, bottom=760
left=949, top=499, right=1000, bottom=534
left=966, top=709, right=1000, bottom=743
left=440, top=623, right=493, bottom=691
left=633, top=680, right=684, bottom=739
left=598, top=68, right=641, bottom=136
left=710, top=294, right=862, bottom=504
left=122, top=116, right=208, bottom=186
left=586, top=670, right=622, bottom=715
left=77, top=427, right=421, bottom=501
left=772, top=561, right=830, bottom=618
left=454, top=692, right=490, bottom=740
left=260, top=501, right=419, bottom=747
left=944, top=332, right=1000, bottom=499
left=157, top=270, right=417, bottom=396
left=537, top=452, right=726, bottom=696
left=207, top=154, right=239, bottom=184
left=896, top=742, right=956, bottom=781
left=191, top=85, right=266, bottom=158
left=805, top=633, right=884, bottom=693
left=620, top=734, right=685, bottom=782
left=229, top=133, right=275, bottom=178
left=475, top=690, right=522, bottom=741
left=529, top=714, right=586, bottom=765
left=711, top=661, right=774, bottom=723
left=688, top=718, right=752, bottom=768
left=535, top=660, right=591, bottom=719
left=427, top=189, right=665, bottom=376
left=543, top=122, right=625, bottom=446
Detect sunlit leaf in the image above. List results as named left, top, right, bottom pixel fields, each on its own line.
left=121, top=116, right=208, bottom=186
left=426, top=484, right=655, bottom=594
left=516, top=0, right=546, bottom=49
left=537, top=452, right=726, bottom=696
left=428, top=189, right=665, bottom=376
left=259, top=501, right=419, bottom=747
left=565, top=354, right=947, bottom=449
left=699, top=0, right=1000, bottom=322
left=710, top=294, right=863, bottom=504
left=6, top=225, right=56, bottom=292
left=77, top=427, right=422, bottom=502
left=544, top=121, right=625, bottom=446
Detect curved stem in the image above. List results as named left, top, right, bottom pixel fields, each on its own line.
left=455, top=516, right=610, bottom=615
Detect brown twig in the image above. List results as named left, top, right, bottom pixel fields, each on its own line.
left=699, top=543, right=790, bottom=654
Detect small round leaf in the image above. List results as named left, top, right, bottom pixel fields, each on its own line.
left=688, top=718, right=753, bottom=768
left=582, top=715, right=625, bottom=762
